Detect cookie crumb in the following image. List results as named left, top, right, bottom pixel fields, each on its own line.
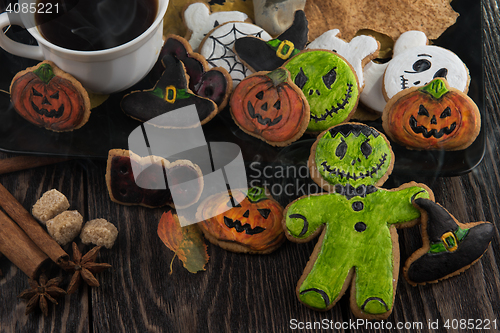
left=32, top=189, right=70, bottom=224
left=46, top=211, right=83, bottom=246
left=80, top=219, right=118, bottom=249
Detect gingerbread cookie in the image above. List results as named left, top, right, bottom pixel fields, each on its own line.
left=404, top=198, right=494, bottom=285
left=283, top=50, right=359, bottom=133
left=10, top=61, right=91, bottom=132
left=121, top=55, right=218, bottom=128
left=199, top=21, right=272, bottom=88
left=382, top=78, right=481, bottom=151
left=234, top=10, right=308, bottom=73
left=183, top=2, right=249, bottom=51
left=230, top=68, right=310, bottom=146
left=306, top=29, right=379, bottom=89
left=197, top=187, right=285, bottom=254
left=153, top=34, right=232, bottom=110
left=105, top=149, right=204, bottom=209
left=283, top=123, right=433, bottom=319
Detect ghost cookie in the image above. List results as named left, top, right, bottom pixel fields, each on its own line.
left=121, top=55, right=217, bottom=128
left=283, top=50, right=360, bottom=133
left=230, top=68, right=310, bottom=146
left=284, top=123, right=434, bottom=319
left=199, top=21, right=272, bottom=88
left=404, top=198, right=494, bottom=285
left=307, top=29, right=380, bottom=89
left=10, top=61, right=91, bottom=132
left=234, top=10, right=308, bottom=73
left=197, top=187, right=285, bottom=254
left=382, top=78, right=481, bottom=150
left=183, top=2, right=249, bottom=51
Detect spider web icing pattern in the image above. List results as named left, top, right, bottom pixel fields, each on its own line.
left=203, top=23, right=269, bottom=85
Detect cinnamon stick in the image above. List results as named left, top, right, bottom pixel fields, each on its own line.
left=0, top=210, right=49, bottom=279
left=0, top=183, right=69, bottom=265
left=0, top=156, right=70, bottom=175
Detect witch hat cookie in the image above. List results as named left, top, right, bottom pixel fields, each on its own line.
left=234, top=10, right=308, bottom=72
left=121, top=55, right=217, bottom=128
left=404, top=198, right=494, bottom=285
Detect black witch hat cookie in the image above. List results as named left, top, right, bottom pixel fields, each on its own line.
left=121, top=54, right=217, bottom=128
left=234, top=10, right=308, bottom=72
left=404, top=198, right=494, bottom=285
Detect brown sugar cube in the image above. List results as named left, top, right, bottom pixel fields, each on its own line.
left=32, top=189, right=70, bottom=224
left=80, top=219, right=118, bottom=249
left=46, top=211, right=83, bottom=246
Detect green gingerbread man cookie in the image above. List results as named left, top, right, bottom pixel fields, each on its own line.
left=283, top=123, right=433, bottom=320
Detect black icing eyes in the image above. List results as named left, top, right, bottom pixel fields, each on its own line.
left=32, top=88, right=43, bottom=96
left=360, top=140, right=372, bottom=159
left=411, top=59, right=431, bottom=73
left=295, top=68, right=308, bottom=90
left=258, top=209, right=271, bottom=219
left=418, top=105, right=429, bottom=116
left=433, top=68, right=448, bottom=79
left=322, top=67, right=337, bottom=90
left=256, top=91, right=264, bottom=100
left=441, top=107, right=451, bottom=118
left=335, top=138, right=347, bottom=160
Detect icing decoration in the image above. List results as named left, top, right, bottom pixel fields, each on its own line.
left=404, top=198, right=494, bottom=285
left=382, top=78, right=481, bottom=151
left=283, top=50, right=359, bottom=133
left=121, top=55, right=217, bottom=128
left=230, top=68, right=310, bottom=146
left=10, top=61, right=91, bottom=132
left=358, top=61, right=388, bottom=113
left=234, top=10, right=308, bottom=72
left=183, top=2, right=248, bottom=51
left=153, top=34, right=232, bottom=109
left=105, top=149, right=203, bottom=209
left=306, top=29, right=379, bottom=87
left=196, top=187, right=285, bottom=253
left=383, top=31, right=469, bottom=101
left=253, top=0, right=306, bottom=36
left=284, top=122, right=433, bottom=319
left=199, top=22, right=272, bottom=87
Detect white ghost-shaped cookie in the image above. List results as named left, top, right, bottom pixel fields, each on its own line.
left=184, top=2, right=249, bottom=51
left=307, top=29, right=380, bottom=89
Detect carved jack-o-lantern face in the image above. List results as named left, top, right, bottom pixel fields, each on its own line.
left=230, top=68, right=309, bottom=146
left=314, top=123, right=393, bottom=187
left=284, top=50, right=359, bottom=132
left=382, top=78, right=481, bottom=150
left=197, top=187, right=285, bottom=253
left=30, top=87, right=65, bottom=119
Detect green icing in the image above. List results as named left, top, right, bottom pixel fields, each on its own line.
left=315, top=128, right=392, bottom=187
left=266, top=39, right=301, bottom=59
left=286, top=186, right=430, bottom=313
left=33, top=63, right=55, bottom=84
left=284, top=51, right=359, bottom=132
left=150, top=87, right=192, bottom=101
left=420, top=78, right=449, bottom=100
left=429, top=227, right=469, bottom=253
left=247, top=186, right=268, bottom=203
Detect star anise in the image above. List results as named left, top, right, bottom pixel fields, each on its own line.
left=61, top=242, right=112, bottom=294
left=17, top=273, right=66, bottom=316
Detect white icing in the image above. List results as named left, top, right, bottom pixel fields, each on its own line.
left=384, top=30, right=469, bottom=101
left=307, top=29, right=379, bottom=87
left=199, top=22, right=272, bottom=88
left=184, top=2, right=248, bottom=51
left=359, top=61, right=388, bottom=113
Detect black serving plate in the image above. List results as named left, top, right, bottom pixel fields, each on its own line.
left=0, top=0, right=483, bottom=178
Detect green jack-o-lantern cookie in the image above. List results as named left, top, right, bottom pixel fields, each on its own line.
left=283, top=122, right=433, bottom=319
left=284, top=50, right=359, bottom=133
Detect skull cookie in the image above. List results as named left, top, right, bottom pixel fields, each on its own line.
left=283, top=123, right=433, bottom=319
left=284, top=50, right=359, bottom=133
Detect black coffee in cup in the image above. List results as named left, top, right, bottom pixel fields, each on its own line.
left=35, top=0, right=158, bottom=51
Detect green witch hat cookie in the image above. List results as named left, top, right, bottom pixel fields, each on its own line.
left=404, top=198, right=494, bottom=285
left=121, top=54, right=217, bottom=128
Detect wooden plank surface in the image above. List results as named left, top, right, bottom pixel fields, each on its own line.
left=1, top=0, right=500, bottom=332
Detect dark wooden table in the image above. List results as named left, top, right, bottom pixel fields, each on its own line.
left=1, top=1, right=500, bottom=332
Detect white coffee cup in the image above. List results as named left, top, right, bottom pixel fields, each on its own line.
left=0, top=0, right=169, bottom=94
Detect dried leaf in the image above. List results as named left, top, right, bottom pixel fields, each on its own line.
left=211, top=0, right=254, bottom=21
left=162, top=0, right=198, bottom=38
left=157, top=211, right=209, bottom=274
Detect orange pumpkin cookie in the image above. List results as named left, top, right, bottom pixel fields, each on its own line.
left=230, top=68, right=310, bottom=147
left=382, top=78, right=480, bottom=151
left=196, top=187, right=285, bottom=254
left=10, top=60, right=91, bottom=132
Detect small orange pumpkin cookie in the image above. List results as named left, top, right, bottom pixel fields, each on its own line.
left=382, top=78, right=480, bottom=151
